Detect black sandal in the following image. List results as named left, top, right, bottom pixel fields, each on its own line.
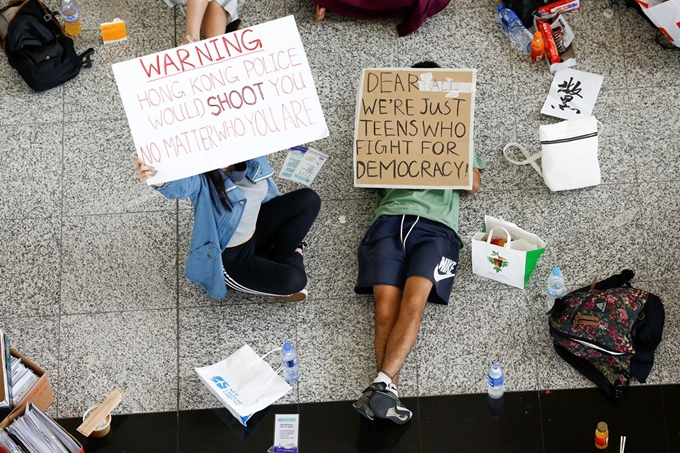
left=226, top=18, right=241, bottom=33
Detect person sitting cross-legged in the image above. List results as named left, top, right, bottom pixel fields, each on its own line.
left=352, top=61, right=484, bottom=425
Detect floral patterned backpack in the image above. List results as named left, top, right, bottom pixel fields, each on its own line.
left=548, top=269, right=665, bottom=399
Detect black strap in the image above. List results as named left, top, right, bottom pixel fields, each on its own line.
left=553, top=344, right=626, bottom=399
left=79, top=47, right=94, bottom=67
left=571, top=269, right=635, bottom=295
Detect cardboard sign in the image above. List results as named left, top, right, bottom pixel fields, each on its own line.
left=112, top=16, right=328, bottom=185
left=354, top=68, right=476, bottom=189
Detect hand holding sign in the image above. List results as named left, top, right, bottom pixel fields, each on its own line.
left=113, top=16, right=328, bottom=185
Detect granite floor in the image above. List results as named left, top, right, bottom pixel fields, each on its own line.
left=0, top=0, right=679, bottom=424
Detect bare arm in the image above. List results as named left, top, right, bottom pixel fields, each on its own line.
left=465, top=168, right=481, bottom=194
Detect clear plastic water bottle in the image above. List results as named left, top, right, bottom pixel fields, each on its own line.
left=60, top=0, right=82, bottom=37
left=547, top=266, right=566, bottom=310
left=497, top=5, right=533, bottom=52
left=487, top=364, right=505, bottom=399
left=280, top=342, right=300, bottom=384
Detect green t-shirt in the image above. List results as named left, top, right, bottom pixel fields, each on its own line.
left=371, top=154, right=485, bottom=238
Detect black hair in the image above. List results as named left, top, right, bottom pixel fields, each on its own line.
left=203, top=162, right=247, bottom=212
left=411, top=61, right=441, bottom=68
left=205, top=170, right=231, bottom=212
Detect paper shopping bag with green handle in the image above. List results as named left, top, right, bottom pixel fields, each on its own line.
left=471, top=216, right=546, bottom=289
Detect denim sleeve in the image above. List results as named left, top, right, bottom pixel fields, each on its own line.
left=156, top=174, right=202, bottom=200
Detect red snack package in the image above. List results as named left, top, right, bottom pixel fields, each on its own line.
left=538, top=21, right=561, bottom=64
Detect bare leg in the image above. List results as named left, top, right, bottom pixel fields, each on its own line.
left=184, top=0, right=209, bottom=43
left=202, top=1, right=229, bottom=38
left=373, top=285, right=402, bottom=385
left=379, top=276, right=432, bottom=379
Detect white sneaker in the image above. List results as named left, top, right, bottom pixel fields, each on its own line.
left=275, top=289, right=307, bottom=303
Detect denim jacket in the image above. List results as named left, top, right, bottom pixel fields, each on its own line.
left=157, top=157, right=279, bottom=299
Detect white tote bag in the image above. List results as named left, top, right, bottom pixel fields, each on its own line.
left=195, top=344, right=292, bottom=426
left=503, top=116, right=602, bottom=192
left=471, top=216, right=546, bottom=289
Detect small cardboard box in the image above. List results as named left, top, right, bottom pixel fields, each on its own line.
left=7, top=348, right=54, bottom=417
left=0, top=403, right=84, bottom=453
left=534, top=13, right=577, bottom=73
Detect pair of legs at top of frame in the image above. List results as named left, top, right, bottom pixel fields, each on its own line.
left=181, top=0, right=243, bottom=45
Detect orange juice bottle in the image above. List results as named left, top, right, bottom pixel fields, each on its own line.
left=530, top=31, right=544, bottom=62
left=61, top=0, right=82, bottom=37
left=595, top=421, right=609, bottom=449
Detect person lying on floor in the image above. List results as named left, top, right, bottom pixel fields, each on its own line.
left=351, top=61, right=484, bottom=424
left=312, top=0, right=451, bottom=37
left=165, top=0, right=244, bottom=44
left=134, top=156, right=320, bottom=302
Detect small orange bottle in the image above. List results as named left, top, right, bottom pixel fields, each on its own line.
left=595, top=421, right=609, bottom=449
left=530, top=31, right=545, bottom=62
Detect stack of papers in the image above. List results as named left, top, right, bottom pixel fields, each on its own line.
left=6, top=402, right=81, bottom=453
left=0, top=330, right=11, bottom=410
left=10, top=356, right=39, bottom=406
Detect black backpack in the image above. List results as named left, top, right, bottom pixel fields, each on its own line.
left=0, top=0, right=93, bottom=91
left=548, top=269, right=665, bottom=399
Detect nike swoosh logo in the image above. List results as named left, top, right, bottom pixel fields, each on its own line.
left=433, top=270, right=455, bottom=282
left=386, top=407, right=409, bottom=421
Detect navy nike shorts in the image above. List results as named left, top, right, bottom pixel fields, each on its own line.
left=354, top=215, right=460, bottom=305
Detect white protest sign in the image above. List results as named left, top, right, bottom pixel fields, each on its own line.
left=541, top=68, right=603, bottom=120
left=112, top=15, right=328, bottom=185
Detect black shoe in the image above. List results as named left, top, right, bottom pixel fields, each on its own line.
left=352, top=384, right=377, bottom=420
left=296, top=241, right=308, bottom=253
left=369, top=384, right=412, bottom=425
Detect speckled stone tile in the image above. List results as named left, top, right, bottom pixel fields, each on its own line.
left=0, top=124, right=62, bottom=220
left=63, top=29, right=175, bottom=122
left=297, top=20, right=398, bottom=106
left=0, top=316, right=60, bottom=416
left=58, top=310, right=178, bottom=417
left=287, top=0, right=401, bottom=25
left=178, top=303, right=298, bottom=410
left=304, top=198, right=374, bottom=299
left=61, top=212, right=177, bottom=314
left=621, top=87, right=680, bottom=184
left=631, top=280, right=680, bottom=386
left=72, top=0, right=174, bottom=32
left=620, top=4, right=680, bottom=89
left=62, top=119, right=172, bottom=215
left=0, top=217, right=61, bottom=318
left=454, top=189, right=530, bottom=293
left=396, top=7, right=515, bottom=86
left=638, top=182, right=680, bottom=281
left=0, top=61, right=63, bottom=123
left=297, top=296, right=418, bottom=402
left=267, top=103, right=373, bottom=202
left=519, top=184, right=645, bottom=295
left=469, top=83, right=522, bottom=191
left=418, top=289, right=538, bottom=395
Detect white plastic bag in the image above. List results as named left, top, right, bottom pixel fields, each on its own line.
left=195, top=344, right=292, bottom=426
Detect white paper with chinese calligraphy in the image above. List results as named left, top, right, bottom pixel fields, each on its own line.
left=541, top=68, right=603, bottom=121
left=112, top=15, right=329, bottom=185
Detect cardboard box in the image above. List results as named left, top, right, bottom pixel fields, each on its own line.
left=534, top=14, right=577, bottom=73
left=7, top=348, right=54, bottom=417
left=0, top=403, right=84, bottom=453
